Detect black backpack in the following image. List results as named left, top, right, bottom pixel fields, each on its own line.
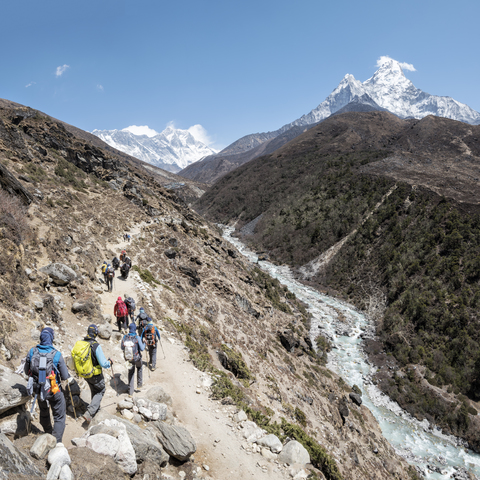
left=144, top=324, right=156, bottom=346
left=125, top=297, right=136, bottom=311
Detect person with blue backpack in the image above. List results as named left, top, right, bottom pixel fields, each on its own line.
left=24, top=327, right=72, bottom=443
left=141, top=319, right=161, bottom=371
left=121, top=323, right=145, bottom=395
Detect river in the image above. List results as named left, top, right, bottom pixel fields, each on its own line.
left=222, top=226, right=480, bottom=479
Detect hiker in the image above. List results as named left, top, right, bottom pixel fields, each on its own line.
left=121, top=323, right=145, bottom=395
left=105, top=263, right=115, bottom=292
left=135, top=307, right=149, bottom=334
left=123, top=255, right=132, bottom=267
left=127, top=234, right=131, bottom=243
left=141, top=318, right=161, bottom=371
left=73, top=325, right=113, bottom=425
left=121, top=262, right=131, bottom=279
left=124, top=294, right=136, bottom=321
left=112, top=256, right=120, bottom=270
left=101, top=261, right=108, bottom=283
left=24, top=327, right=72, bottom=443
left=114, top=296, right=128, bottom=333
left=120, top=250, right=126, bottom=262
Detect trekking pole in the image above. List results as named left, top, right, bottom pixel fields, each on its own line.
left=159, top=337, right=166, bottom=360
left=30, top=393, right=38, bottom=414
left=110, top=360, right=119, bottom=396
left=67, top=382, right=77, bottom=420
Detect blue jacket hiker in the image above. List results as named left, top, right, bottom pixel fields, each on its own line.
left=141, top=320, right=161, bottom=371
left=24, top=327, right=71, bottom=443
left=121, top=323, right=145, bottom=395
left=78, top=325, right=112, bottom=425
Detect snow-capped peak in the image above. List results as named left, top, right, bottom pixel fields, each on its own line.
left=92, top=124, right=218, bottom=173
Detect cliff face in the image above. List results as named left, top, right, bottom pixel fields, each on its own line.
left=0, top=102, right=416, bottom=479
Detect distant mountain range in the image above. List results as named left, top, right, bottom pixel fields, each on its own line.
left=91, top=125, right=218, bottom=173
left=180, top=58, right=480, bottom=184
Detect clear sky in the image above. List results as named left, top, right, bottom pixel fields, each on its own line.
left=1, top=0, right=479, bottom=150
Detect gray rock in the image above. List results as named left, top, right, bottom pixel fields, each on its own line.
left=0, top=432, right=43, bottom=478
left=98, top=323, right=112, bottom=340
left=232, top=410, right=247, bottom=423
left=0, top=365, right=29, bottom=415
left=0, top=407, right=31, bottom=438
left=100, top=314, right=112, bottom=324
left=349, top=392, right=362, bottom=406
left=115, top=430, right=137, bottom=475
left=86, top=433, right=119, bottom=457
left=143, top=386, right=173, bottom=406
left=117, top=398, right=134, bottom=410
left=277, top=440, right=310, bottom=466
left=153, top=421, right=196, bottom=461
left=59, top=464, right=74, bottom=480
left=241, top=421, right=266, bottom=442
left=30, top=433, right=57, bottom=459
left=257, top=434, right=283, bottom=453
left=34, top=301, right=44, bottom=311
left=134, top=398, right=167, bottom=421
left=164, top=249, right=177, bottom=259
left=39, top=263, right=77, bottom=286
left=46, top=462, right=62, bottom=480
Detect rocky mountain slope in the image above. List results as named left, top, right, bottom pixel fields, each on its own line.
left=195, top=110, right=480, bottom=450
left=180, top=58, right=480, bottom=184
left=0, top=101, right=419, bottom=479
left=92, top=125, right=218, bottom=173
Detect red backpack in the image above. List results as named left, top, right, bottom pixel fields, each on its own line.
left=116, top=300, right=128, bottom=317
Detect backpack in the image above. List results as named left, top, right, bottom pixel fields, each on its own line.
left=125, top=297, right=135, bottom=311
left=139, top=316, right=148, bottom=332
left=124, top=256, right=132, bottom=266
left=112, top=257, right=120, bottom=268
left=121, top=263, right=130, bottom=274
left=144, top=325, right=156, bottom=346
left=101, top=263, right=107, bottom=273
left=27, top=348, right=60, bottom=401
left=123, top=334, right=140, bottom=362
left=71, top=340, right=99, bottom=378
left=116, top=300, right=128, bottom=317
left=107, top=266, right=115, bottom=278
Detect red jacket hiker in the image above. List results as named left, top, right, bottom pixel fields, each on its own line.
left=114, top=297, right=128, bottom=333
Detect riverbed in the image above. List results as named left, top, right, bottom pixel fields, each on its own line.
left=222, top=226, right=480, bottom=479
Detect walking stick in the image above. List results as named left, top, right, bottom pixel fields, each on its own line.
left=67, top=382, right=77, bottom=420
left=159, top=337, right=166, bottom=360
left=110, top=361, right=119, bottom=396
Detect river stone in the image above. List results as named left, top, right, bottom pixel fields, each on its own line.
left=39, top=263, right=77, bottom=286
left=0, top=365, right=29, bottom=415
left=277, top=440, right=310, bottom=466
left=86, top=433, right=119, bottom=457
left=0, top=432, right=43, bottom=478
left=30, top=433, right=57, bottom=459
left=153, top=421, right=196, bottom=461
left=47, top=443, right=71, bottom=467
left=257, top=434, right=283, bottom=453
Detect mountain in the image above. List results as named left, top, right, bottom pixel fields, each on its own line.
left=180, top=58, right=480, bottom=184
left=92, top=125, right=218, bottom=173
left=195, top=110, right=480, bottom=449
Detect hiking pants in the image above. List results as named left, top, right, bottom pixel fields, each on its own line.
left=127, top=358, right=143, bottom=395
left=85, top=374, right=105, bottom=418
left=107, top=276, right=113, bottom=292
left=38, top=390, right=66, bottom=443
left=117, top=316, right=128, bottom=332
left=147, top=344, right=157, bottom=369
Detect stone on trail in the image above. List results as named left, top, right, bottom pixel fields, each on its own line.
left=257, top=434, right=283, bottom=453
left=241, top=420, right=266, bottom=442
left=232, top=409, right=247, bottom=423
left=0, top=365, right=29, bottom=415
left=134, top=397, right=168, bottom=421
left=115, top=430, right=138, bottom=475
left=0, top=432, right=43, bottom=478
left=277, top=440, right=310, bottom=466
left=47, top=442, right=71, bottom=467
left=98, top=323, right=112, bottom=340
left=86, top=433, right=120, bottom=457
left=143, top=385, right=173, bottom=406
left=30, top=433, right=57, bottom=459
left=39, top=263, right=77, bottom=286
left=153, top=421, right=196, bottom=461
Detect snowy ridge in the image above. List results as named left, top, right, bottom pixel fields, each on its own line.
left=92, top=126, right=218, bottom=173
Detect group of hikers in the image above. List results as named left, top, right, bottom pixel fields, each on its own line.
left=23, top=245, right=164, bottom=444
left=101, top=249, right=132, bottom=292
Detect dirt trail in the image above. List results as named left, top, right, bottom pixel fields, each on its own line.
left=60, top=224, right=284, bottom=479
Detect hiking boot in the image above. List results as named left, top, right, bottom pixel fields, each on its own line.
left=79, top=412, right=92, bottom=425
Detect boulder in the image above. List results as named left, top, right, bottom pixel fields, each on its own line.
left=349, top=392, right=362, bottom=406
left=0, top=432, right=43, bottom=478
left=257, top=434, right=283, bottom=453
left=277, top=440, right=310, bottom=466
left=0, top=365, right=29, bottom=415
left=279, top=330, right=299, bottom=353
left=86, top=433, right=120, bottom=457
left=47, top=443, right=71, bottom=467
left=39, top=263, right=77, bottom=286
left=0, top=407, right=31, bottom=438
left=30, top=433, right=57, bottom=459
left=232, top=410, right=247, bottom=423
left=69, top=446, right=126, bottom=479
left=178, top=266, right=201, bottom=286
left=164, top=249, right=177, bottom=259
left=241, top=421, right=266, bottom=443
left=153, top=421, right=196, bottom=461
left=143, top=386, right=173, bottom=406
left=134, top=398, right=168, bottom=421
left=98, top=323, right=112, bottom=340
left=115, top=430, right=137, bottom=475
left=59, top=464, right=73, bottom=480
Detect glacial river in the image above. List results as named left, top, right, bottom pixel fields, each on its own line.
left=222, top=226, right=480, bottom=479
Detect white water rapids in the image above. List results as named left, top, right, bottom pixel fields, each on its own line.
left=222, top=226, right=480, bottom=479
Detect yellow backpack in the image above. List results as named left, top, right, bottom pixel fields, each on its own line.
left=71, top=341, right=101, bottom=378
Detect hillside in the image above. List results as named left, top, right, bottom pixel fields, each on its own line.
left=195, top=110, right=480, bottom=448
left=0, top=102, right=417, bottom=479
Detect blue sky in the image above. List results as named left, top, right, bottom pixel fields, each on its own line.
left=1, top=0, right=479, bottom=150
